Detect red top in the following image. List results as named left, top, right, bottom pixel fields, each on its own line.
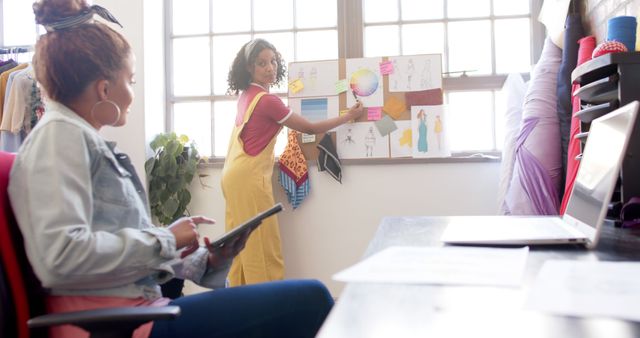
left=237, top=84, right=291, bottom=156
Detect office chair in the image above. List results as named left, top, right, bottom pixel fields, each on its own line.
left=0, top=151, right=180, bottom=338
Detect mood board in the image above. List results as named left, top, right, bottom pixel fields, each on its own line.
left=287, top=54, right=449, bottom=161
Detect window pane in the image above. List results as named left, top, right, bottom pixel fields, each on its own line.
left=172, top=0, right=209, bottom=35
left=212, top=0, right=251, bottom=33
left=401, top=0, right=443, bottom=20
left=364, top=25, right=400, bottom=57
left=448, top=21, right=492, bottom=75
left=274, top=128, right=288, bottom=158
left=296, top=0, right=337, bottom=29
left=402, top=23, right=445, bottom=56
left=493, top=0, right=529, bottom=16
left=447, top=0, right=490, bottom=18
left=174, top=102, right=212, bottom=156
left=212, top=34, right=251, bottom=95
left=364, top=0, right=399, bottom=23
left=213, top=100, right=237, bottom=157
left=254, top=33, right=294, bottom=94
left=494, top=89, right=506, bottom=151
left=296, top=30, right=338, bottom=62
left=254, top=0, right=294, bottom=31
left=3, top=0, right=37, bottom=45
left=172, top=37, right=211, bottom=96
left=447, top=91, right=494, bottom=151
left=495, top=18, right=531, bottom=74
left=212, top=101, right=288, bottom=157
left=274, top=98, right=289, bottom=156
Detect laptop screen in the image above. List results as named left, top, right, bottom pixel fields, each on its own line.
left=564, top=101, right=639, bottom=232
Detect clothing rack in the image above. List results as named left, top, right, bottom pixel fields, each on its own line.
left=0, top=46, right=33, bottom=55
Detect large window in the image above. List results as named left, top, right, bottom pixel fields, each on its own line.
left=1, top=0, right=38, bottom=46
left=166, top=0, right=543, bottom=157
left=167, top=0, right=339, bottom=157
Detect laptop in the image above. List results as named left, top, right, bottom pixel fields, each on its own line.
left=441, top=100, right=639, bottom=249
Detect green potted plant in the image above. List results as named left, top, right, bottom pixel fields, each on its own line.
left=145, top=132, right=200, bottom=226
left=145, top=132, right=200, bottom=299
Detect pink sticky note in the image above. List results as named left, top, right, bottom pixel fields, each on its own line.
left=368, top=107, right=383, bottom=121
left=379, top=60, right=394, bottom=75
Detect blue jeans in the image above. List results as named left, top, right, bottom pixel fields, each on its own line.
left=150, top=279, right=334, bottom=338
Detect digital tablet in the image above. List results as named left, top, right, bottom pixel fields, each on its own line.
left=207, top=203, right=284, bottom=249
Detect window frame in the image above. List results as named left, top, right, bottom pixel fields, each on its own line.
left=164, top=0, right=544, bottom=158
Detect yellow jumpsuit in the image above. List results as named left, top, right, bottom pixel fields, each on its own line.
left=221, top=92, right=285, bottom=286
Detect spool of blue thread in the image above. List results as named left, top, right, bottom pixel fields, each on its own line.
left=607, top=16, right=637, bottom=51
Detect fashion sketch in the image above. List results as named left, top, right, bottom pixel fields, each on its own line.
left=343, top=128, right=356, bottom=145
left=417, top=109, right=428, bottom=153
left=406, top=58, right=415, bottom=90
left=364, top=126, right=376, bottom=157
left=435, top=114, right=443, bottom=150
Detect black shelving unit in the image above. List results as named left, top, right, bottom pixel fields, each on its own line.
left=571, top=52, right=640, bottom=225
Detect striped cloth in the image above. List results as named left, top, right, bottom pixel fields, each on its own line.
left=43, top=5, right=122, bottom=32
left=278, top=130, right=310, bottom=209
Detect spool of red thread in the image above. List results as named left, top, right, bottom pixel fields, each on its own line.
left=577, top=36, right=596, bottom=64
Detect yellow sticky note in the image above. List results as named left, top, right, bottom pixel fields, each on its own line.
left=289, top=78, right=305, bottom=94
left=383, top=96, right=407, bottom=120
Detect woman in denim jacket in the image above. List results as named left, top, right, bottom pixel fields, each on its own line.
left=7, top=1, right=333, bottom=337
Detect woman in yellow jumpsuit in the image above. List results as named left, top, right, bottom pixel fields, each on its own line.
left=223, top=39, right=365, bottom=286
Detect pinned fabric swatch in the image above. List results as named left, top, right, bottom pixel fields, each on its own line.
left=405, top=88, right=443, bottom=106
left=316, top=133, right=342, bottom=183
left=383, top=96, right=406, bottom=119
left=279, top=130, right=310, bottom=209
left=374, top=115, right=398, bottom=136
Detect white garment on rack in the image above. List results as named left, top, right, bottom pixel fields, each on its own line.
left=2, top=65, right=34, bottom=133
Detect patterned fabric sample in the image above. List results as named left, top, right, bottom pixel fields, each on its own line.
left=278, top=130, right=309, bottom=209
left=317, top=133, right=342, bottom=183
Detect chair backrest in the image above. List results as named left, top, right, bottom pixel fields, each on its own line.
left=0, top=151, right=46, bottom=338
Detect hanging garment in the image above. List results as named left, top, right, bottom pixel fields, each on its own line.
left=221, top=92, right=285, bottom=286
left=316, top=133, right=342, bottom=183
left=504, top=37, right=562, bottom=215
left=556, top=14, right=584, bottom=195
left=560, top=35, right=596, bottom=214
left=497, top=73, right=528, bottom=214
left=0, top=64, right=32, bottom=152
left=278, top=130, right=310, bottom=209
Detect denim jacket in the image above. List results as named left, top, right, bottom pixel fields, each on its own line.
left=8, top=102, right=229, bottom=300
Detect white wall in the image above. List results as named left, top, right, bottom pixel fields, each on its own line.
left=94, top=0, right=148, bottom=181
left=97, top=1, right=502, bottom=297
left=187, top=161, right=501, bottom=296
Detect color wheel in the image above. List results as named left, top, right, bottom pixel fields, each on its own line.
left=350, top=69, right=378, bottom=96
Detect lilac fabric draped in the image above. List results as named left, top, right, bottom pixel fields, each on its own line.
left=504, top=38, right=562, bottom=215
left=498, top=73, right=528, bottom=214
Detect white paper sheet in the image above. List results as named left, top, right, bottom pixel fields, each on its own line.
left=389, top=120, right=412, bottom=158
left=336, top=121, right=389, bottom=159
left=346, top=57, right=384, bottom=107
left=288, top=60, right=340, bottom=98
left=526, top=260, right=640, bottom=322
left=411, top=105, right=450, bottom=158
left=388, top=54, right=442, bottom=93
left=333, top=246, right=529, bottom=287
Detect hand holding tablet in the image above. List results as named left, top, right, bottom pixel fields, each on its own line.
left=206, top=203, right=284, bottom=249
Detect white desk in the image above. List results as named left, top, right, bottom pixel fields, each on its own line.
left=317, top=216, right=640, bottom=338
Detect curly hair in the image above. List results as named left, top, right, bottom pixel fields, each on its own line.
left=32, top=0, right=131, bottom=105
left=226, top=39, right=287, bottom=95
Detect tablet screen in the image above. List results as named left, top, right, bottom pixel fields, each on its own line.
left=207, top=203, right=284, bottom=248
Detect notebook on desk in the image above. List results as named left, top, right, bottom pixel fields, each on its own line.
left=441, top=101, right=639, bottom=249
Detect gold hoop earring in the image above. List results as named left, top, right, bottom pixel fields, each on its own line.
left=90, top=100, right=121, bottom=127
